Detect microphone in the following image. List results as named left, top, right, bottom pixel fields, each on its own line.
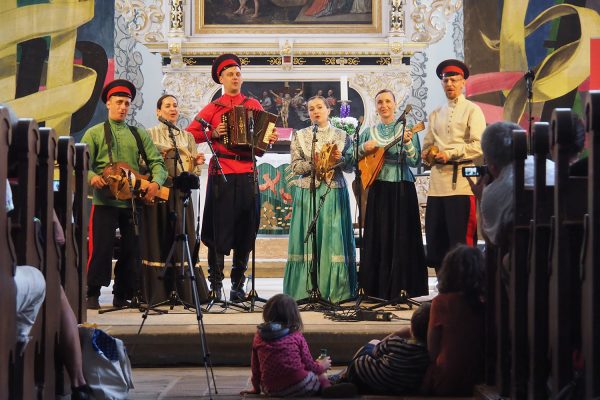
left=312, top=124, right=318, bottom=134
left=394, top=104, right=413, bottom=127
left=158, top=116, right=181, bottom=131
left=194, top=116, right=212, bottom=130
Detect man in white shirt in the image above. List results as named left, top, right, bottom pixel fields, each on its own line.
left=422, top=59, right=485, bottom=271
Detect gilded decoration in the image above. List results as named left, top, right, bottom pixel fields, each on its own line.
left=323, top=57, right=360, bottom=66
left=267, top=57, right=282, bottom=65
left=293, top=57, right=307, bottom=65
left=390, top=0, right=406, bottom=34
left=115, top=0, right=165, bottom=43
left=183, top=57, right=197, bottom=65
left=170, top=0, right=184, bottom=32
left=411, top=0, right=462, bottom=43
left=376, top=57, right=392, bottom=65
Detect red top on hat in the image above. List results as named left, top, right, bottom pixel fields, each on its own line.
left=436, top=59, right=470, bottom=80
left=211, top=54, right=241, bottom=84
left=101, top=79, right=136, bottom=103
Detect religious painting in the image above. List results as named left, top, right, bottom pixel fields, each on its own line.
left=211, top=80, right=365, bottom=132
left=195, top=0, right=381, bottom=34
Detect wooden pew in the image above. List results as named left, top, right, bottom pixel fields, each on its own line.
left=8, top=118, right=43, bottom=399
left=37, top=127, right=62, bottom=399
left=509, top=129, right=531, bottom=399
left=74, top=143, right=90, bottom=323
left=0, top=107, right=16, bottom=400
left=548, top=108, right=587, bottom=397
left=527, top=122, right=553, bottom=398
left=582, top=90, right=600, bottom=399
left=56, top=137, right=79, bottom=314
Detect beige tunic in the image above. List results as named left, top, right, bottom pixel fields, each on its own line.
left=422, top=94, right=485, bottom=196
left=147, top=124, right=201, bottom=177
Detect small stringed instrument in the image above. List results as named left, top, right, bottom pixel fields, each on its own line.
left=359, top=121, right=425, bottom=190
left=102, top=161, right=170, bottom=202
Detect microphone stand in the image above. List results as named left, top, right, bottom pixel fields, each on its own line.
left=244, top=111, right=267, bottom=311
left=297, top=124, right=337, bottom=311
left=140, top=125, right=197, bottom=312
left=525, top=70, right=535, bottom=152
left=199, top=123, right=246, bottom=312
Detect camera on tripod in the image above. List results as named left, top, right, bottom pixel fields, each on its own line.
left=173, top=171, right=200, bottom=191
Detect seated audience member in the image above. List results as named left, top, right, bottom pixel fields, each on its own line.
left=475, top=121, right=519, bottom=247
left=242, top=293, right=356, bottom=398
left=421, top=245, right=486, bottom=396
left=330, top=303, right=431, bottom=395
left=7, top=181, right=94, bottom=399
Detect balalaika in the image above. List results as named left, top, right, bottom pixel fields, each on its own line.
left=221, top=106, right=278, bottom=153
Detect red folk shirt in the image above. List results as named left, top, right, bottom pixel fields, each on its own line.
left=187, top=93, right=264, bottom=175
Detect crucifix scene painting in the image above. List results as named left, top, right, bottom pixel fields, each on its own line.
left=212, top=81, right=364, bottom=131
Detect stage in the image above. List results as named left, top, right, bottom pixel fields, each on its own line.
left=87, top=277, right=436, bottom=367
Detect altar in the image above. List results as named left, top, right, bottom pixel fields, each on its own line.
left=194, top=148, right=362, bottom=235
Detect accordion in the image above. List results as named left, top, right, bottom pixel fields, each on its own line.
left=221, top=106, right=278, bottom=152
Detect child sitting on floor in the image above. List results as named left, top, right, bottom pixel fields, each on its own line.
left=330, top=302, right=431, bottom=395
left=241, top=293, right=356, bottom=398
left=422, top=244, right=486, bottom=396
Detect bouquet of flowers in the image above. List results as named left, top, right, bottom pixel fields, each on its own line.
left=330, top=116, right=359, bottom=135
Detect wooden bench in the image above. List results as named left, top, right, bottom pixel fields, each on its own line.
left=37, top=127, right=62, bottom=399
left=8, top=117, right=43, bottom=399
left=0, top=106, right=17, bottom=400
left=527, top=122, right=553, bottom=398
left=548, top=108, right=587, bottom=397
left=56, top=136, right=80, bottom=314
left=582, top=90, right=600, bottom=399
left=508, top=129, right=531, bottom=399
left=74, top=143, right=90, bottom=323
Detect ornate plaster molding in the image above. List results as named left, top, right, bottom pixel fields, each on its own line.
left=351, top=69, right=412, bottom=126
left=162, top=70, right=219, bottom=119
left=410, top=0, right=461, bottom=44
left=115, top=0, right=165, bottom=43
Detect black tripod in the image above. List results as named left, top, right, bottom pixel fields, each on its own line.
left=196, top=119, right=247, bottom=313
left=142, top=125, right=198, bottom=312
left=136, top=179, right=218, bottom=398
left=241, top=110, right=267, bottom=312
left=99, top=171, right=155, bottom=315
left=296, top=124, right=339, bottom=312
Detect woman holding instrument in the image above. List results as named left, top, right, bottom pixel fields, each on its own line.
left=141, top=94, right=208, bottom=305
left=283, top=95, right=357, bottom=303
left=346, top=89, right=427, bottom=300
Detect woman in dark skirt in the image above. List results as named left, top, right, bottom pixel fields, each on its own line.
left=346, top=89, right=428, bottom=300
left=141, top=94, right=209, bottom=306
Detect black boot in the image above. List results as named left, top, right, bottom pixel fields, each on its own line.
left=230, top=251, right=249, bottom=302
left=207, top=248, right=225, bottom=300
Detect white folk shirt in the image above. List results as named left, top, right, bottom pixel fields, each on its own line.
left=422, top=94, right=486, bottom=196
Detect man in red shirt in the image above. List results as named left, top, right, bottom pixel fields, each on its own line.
left=187, top=53, right=278, bottom=302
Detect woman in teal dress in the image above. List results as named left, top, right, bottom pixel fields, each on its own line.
left=283, top=95, right=357, bottom=303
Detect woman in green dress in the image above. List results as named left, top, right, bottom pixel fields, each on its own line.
left=283, top=95, right=357, bottom=303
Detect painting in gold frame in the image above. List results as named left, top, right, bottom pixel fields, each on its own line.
left=195, top=0, right=381, bottom=34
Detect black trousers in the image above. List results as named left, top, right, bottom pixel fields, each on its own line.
left=425, top=195, right=477, bottom=271
left=87, top=205, right=140, bottom=298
